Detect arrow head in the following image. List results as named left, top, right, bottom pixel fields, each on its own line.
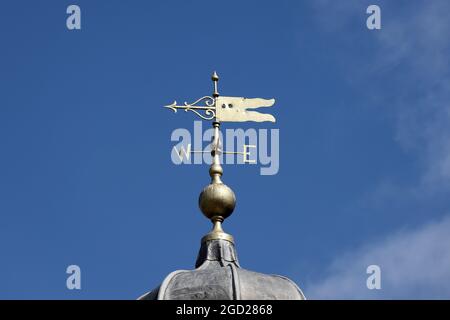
left=164, top=101, right=178, bottom=113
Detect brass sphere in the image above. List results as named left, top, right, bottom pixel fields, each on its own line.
left=199, top=183, right=236, bottom=221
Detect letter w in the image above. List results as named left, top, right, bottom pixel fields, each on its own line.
left=173, top=144, right=191, bottom=162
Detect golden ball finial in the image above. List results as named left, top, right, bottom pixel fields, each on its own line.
left=199, top=183, right=236, bottom=222
left=199, top=182, right=236, bottom=244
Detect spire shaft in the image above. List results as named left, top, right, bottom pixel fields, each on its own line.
left=209, top=122, right=223, bottom=184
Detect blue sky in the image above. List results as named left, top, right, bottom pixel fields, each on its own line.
left=0, top=1, right=449, bottom=299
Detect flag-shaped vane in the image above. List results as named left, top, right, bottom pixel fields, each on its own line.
left=216, top=97, right=275, bottom=122
left=164, top=72, right=276, bottom=123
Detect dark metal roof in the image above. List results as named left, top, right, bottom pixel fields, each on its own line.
left=139, top=239, right=305, bottom=300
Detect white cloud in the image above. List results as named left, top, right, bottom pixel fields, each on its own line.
left=303, top=0, right=450, bottom=299
left=377, top=1, right=450, bottom=190
left=305, top=214, right=450, bottom=299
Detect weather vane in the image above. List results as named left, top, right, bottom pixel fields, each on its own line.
left=164, top=71, right=276, bottom=123
left=163, top=71, right=276, bottom=244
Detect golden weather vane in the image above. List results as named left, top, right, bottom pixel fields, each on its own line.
left=164, top=71, right=276, bottom=123
left=163, top=71, right=276, bottom=244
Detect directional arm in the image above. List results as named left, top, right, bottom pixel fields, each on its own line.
left=164, top=96, right=216, bottom=120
